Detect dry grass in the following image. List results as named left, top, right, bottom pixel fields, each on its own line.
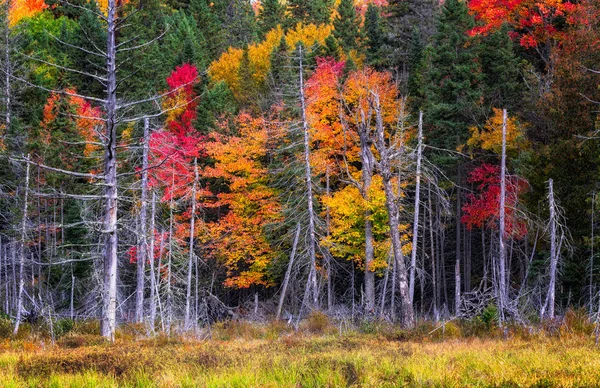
left=0, top=320, right=599, bottom=387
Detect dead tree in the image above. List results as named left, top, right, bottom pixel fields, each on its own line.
left=298, top=45, right=319, bottom=309
left=498, top=109, right=508, bottom=321
left=371, top=93, right=414, bottom=327
left=13, top=155, right=29, bottom=335
left=409, top=111, right=423, bottom=304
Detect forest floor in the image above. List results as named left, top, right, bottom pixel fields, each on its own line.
left=1, top=319, right=600, bottom=387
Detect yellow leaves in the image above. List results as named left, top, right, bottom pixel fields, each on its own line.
left=208, top=24, right=333, bottom=99
left=208, top=27, right=284, bottom=100
left=285, top=23, right=333, bottom=50
left=323, top=175, right=411, bottom=273
left=467, top=108, right=529, bottom=154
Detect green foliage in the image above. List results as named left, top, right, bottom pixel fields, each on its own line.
left=53, top=319, right=75, bottom=339
left=364, top=4, right=384, bottom=67
left=333, top=0, right=361, bottom=52
left=421, top=0, right=483, bottom=152
left=258, top=0, right=285, bottom=38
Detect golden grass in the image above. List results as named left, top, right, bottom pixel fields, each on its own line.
left=0, top=328, right=599, bottom=387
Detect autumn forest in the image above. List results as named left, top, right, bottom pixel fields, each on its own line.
left=0, top=0, right=600, bottom=355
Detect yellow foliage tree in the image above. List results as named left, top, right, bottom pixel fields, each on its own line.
left=467, top=108, right=529, bottom=155
left=208, top=24, right=333, bottom=100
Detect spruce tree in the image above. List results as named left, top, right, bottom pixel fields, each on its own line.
left=286, top=0, right=333, bottom=28
left=478, top=25, right=522, bottom=111
left=364, top=4, right=384, bottom=67
left=333, top=0, right=361, bottom=52
left=258, top=0, right=285, bottom=38
left=421, top=0, right=483, bottom=151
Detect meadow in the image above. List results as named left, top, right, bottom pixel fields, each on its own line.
left=0, top=312, right=599, bottom=387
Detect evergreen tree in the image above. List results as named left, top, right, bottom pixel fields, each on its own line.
left=385, top=0, right=438, bottom=71
left=478, top=25, right=522, bottom=111
left=333, top=0, right=361, bottom=52
left=421, top=0, right=483, bottom=151
left=364, top=4, right=384, bottom=68
left=257, top=0, right=285, bottom=38
left=286, top=0, right=333, bottom=28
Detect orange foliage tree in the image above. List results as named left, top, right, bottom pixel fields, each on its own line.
left=204, top=111, right=283, bottom=288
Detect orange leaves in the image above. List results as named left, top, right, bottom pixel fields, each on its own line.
left=8, top=0, right=47, bottom=26
left=40, top=89, right=103, bottom=160
left=206, top=112, right=283, bottom=288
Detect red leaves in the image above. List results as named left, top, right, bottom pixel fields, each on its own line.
left=467, top=0, right=579, bottom=48
left=462, top=163, right=528, bottom=239
left=149, top=64, right=203, bottom=201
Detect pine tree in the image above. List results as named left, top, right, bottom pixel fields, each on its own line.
left=478, top=25, right=522, bottom=111
left=421, top=0, right=483, bottom=151
left=333, top=0, right=361, bottom=52
left=364, top=4, right=383, bottom=67
left=286, top=0, right=333, bottom=28
left=257, top=0, right=284, bottom=38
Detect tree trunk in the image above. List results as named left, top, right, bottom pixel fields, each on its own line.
left=277, top=222, right=301, bottom=320
left=13, top=156, right=30, bottom=335
left=409, top=111, right=423, bottom=304
left=185, top=159, right=198, bottom=330
left=455, top=187, right=461, bottom=316
left=149, top=192, right=157, bottom=331
left=135, top=118, right=150, bottom=323
left=298, top=46, right=318, bottom=307
left=545, top=178, right=558, bottom=319
left=498, top=109, right=508, bottom=321
left=372, top=95, right=414, bottom=328
left=101, top=0, right=119, bottom=341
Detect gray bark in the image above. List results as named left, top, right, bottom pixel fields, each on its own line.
left=498, top=108, right=508, bottom=320
left=409, top=111, right=423, bottom=304
left=372, top=95, right=414, bottom=327
left=13, top=156, right=29, bottom=335
left=298, top=46, right=318, bottom=307
left=184, top=159, right=198, bottom=330
left=101, top=0, right=119, bottom=342
left=135, top=118, right=150, bottom=323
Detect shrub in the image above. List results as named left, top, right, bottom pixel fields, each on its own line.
left=303, top=311, right=331, bottom=334
left=57, top=334, right=107, bottom=349
left=562, top=308, right=595, bottom=336
left=54, top=318, right=74, bottom=338
left=71, top=320, right=100, bottom=336
left=0, top=317, right=13, bottom=338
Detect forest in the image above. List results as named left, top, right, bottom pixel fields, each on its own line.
left=0, top=0, right=599, bottom=350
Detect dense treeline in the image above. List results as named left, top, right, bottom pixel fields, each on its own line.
left=0, top=0, right=599, bottom=340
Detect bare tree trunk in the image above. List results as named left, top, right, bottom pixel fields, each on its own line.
left=427, top=184, right=438, bottom=318
left=101, top=0, right=119, bottom=342
left=325, top=167, right=333, bottom=312
left=498, top=109, right=508, bottom=321
left=361, top=134, right=376, bottom=312
left=545, top=178, right=558, bottom=319
left=590, top=192, right=596, bottom=313
left=149, top=192, right=157, bottom=331
left=372, top=95, right=414, bottom=328
left=409, top=111, right=423, bottom=304
left=166, top=172, right=174, bottom=334
left=185, top=159, right=198, bottom=330
left=277, top=223, right=301, bottom=320
left=13, top=156, right=29, bottom=335
left=455, top=188, right=461, bottom=316
left=298, top=46, right=318, bottom=307
left=135, top=118, right=150, bottom=323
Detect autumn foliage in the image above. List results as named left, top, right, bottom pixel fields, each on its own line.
left=467, top=0, right=578, bottom=47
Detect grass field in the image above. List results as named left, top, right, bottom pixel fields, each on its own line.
left=1, top=317, right=600, bottom=387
